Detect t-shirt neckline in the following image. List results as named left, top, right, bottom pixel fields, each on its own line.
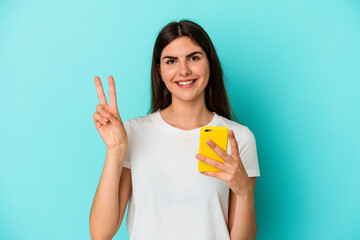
left=154, top=109, right=219, bottom=136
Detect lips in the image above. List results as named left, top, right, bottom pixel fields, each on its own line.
left=175, top=79, right=197, bottom=88
left=175, top=78, right=197, bottom=83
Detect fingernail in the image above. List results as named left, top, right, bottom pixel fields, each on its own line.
left=207, top=139, right=215, bottom=147
left=103, top=118, right=109, bottom=122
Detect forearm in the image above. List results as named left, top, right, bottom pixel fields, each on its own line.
left=229, top=192, right=257, bottom=240
left=89, top=146, right=127, bottom=240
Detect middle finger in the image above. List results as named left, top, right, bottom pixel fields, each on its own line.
left=206, top=139, right=232, bottom=163
left=94, top=76, right=109, bottom=106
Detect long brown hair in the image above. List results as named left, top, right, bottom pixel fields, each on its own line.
left=149, top=19, right=237, bottom=121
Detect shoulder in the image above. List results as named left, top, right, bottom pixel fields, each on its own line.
left=215, top=114, right=256, bottom=145
left=123, top=111, right=158, bottom=132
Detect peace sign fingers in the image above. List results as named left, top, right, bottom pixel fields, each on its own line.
left=94, top=76, right=109, bottom=107
left=108, top=76, right=118, bottom=109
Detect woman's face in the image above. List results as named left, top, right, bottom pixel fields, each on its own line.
left=158, top=36, right=210, bottom=104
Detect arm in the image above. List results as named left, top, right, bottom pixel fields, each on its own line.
left=89, top=146, right=132, bottom=240
left=196, top=129, right=258, bottom=239
left=228, top=177, right=257, bottom=240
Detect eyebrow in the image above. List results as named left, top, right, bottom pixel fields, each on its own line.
left=162, top=51, right=203, bottom=60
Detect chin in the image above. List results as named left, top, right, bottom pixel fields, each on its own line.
left=174, top=93, right=204, bottom=103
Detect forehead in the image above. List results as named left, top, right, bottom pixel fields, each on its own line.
left=161, top=36, right=203, bottom=57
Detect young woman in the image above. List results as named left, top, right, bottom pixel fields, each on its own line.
left=90, top=20, right=260, bottom=240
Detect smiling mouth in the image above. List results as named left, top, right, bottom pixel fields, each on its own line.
left=176, top=79, right=197, bottom=86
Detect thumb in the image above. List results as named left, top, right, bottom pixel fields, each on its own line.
left=96, top=105, right=118, bottom=124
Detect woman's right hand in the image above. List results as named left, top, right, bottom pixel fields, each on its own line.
left=93, top=76, right=127, bottom=150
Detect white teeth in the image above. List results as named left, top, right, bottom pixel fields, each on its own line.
left=177, top=80, right=195, bottom=85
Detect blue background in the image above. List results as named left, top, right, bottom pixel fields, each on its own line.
left=1, top=0, right=359, bottom=239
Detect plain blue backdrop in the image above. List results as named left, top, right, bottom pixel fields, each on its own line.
left=0, top=0, right=359, bottom=239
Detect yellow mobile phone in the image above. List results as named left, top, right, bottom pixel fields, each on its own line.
left=198, top=126, right=229, bottom=172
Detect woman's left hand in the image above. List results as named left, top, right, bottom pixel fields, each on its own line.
left=196, top=129, right=253, bottom=197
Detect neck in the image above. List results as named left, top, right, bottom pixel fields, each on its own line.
left=160, top=96, right=214, bottom=130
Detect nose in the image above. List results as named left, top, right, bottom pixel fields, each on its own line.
left=178, top=61, right=191, bottom=76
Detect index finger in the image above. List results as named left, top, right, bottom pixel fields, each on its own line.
left=108, top=76, right=118, bottom=108
left=229, top=129, right=240, bottom=159
left=94, top=76, right=108, bottom=106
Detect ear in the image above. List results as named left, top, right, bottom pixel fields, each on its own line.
left=157, top=64, right=161, bottom=76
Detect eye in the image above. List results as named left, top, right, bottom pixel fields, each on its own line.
left=189, top=56, right=200, bottom=61
left=166, top=59, right=176, bottom=64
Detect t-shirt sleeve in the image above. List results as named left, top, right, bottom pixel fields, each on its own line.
left=238, top=127, right=260, bottom=177
left=123, top=153, right=131, bottom=169
left=122, top=120, right=131, bottom=169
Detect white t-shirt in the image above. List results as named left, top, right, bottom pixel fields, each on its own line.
left=122, top=109, right=260, bottom=240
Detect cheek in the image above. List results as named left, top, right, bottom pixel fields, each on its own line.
left=161, top=67, right=177, bottom=81
left=192, top=62, right=210, bottom=77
